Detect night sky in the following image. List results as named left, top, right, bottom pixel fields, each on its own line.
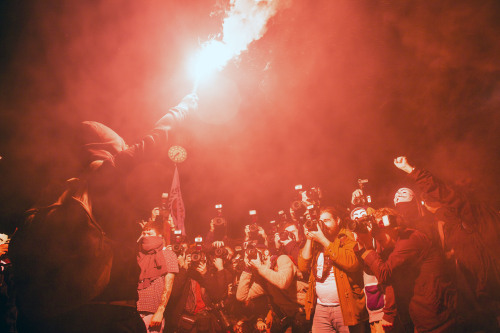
left=1, top=0, right=499, bottom=238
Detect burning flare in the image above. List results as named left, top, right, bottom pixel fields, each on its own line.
left=189, top=0, right=284, bottom=91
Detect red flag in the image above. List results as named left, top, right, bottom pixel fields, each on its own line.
left=168, top=166, right=186, bottom=235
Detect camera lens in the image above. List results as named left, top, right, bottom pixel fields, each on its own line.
left=279, top=230, right=290, bottom=241
left=213, top=217, right=225, bottom=226
left=247, top=248, right=258, bottom=260
left=305, top=220, right=318, bottom=231
left=172, top=244, right=182, bottom=253
left=290, top=201, right=306, bottom=216
left=214, top=247, right=228, bottom=258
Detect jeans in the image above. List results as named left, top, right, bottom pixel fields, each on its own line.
left=312, top=304, right=349, bottom=333
left=312, top=304, right=367, bottom=333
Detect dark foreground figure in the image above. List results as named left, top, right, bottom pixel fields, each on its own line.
left=10, top=94, right=197, bottom=333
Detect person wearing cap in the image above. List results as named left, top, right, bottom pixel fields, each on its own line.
left=356, top=208, right=458, bottom=333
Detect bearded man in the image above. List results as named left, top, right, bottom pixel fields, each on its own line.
left=298, top=206, right=368, bottom=333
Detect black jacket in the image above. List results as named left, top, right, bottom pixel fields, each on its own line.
left=363, top=229, right=457, bottom=333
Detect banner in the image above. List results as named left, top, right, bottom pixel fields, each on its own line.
left=168, top=165, right=186, bottom=235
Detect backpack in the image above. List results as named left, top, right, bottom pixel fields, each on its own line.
left=9, top=178, right=113, bottom=320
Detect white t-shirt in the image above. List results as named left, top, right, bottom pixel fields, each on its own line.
left=315, top=252, right=340, bottom=306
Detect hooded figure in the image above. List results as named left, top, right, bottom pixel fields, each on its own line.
left=15, top=93, right=197, bottom=333
left=393, top=187, right=421, bottom=221
left=80, top=121, right=128, bottom=164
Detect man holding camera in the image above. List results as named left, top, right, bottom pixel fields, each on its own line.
left=274, top=222, right=302, bottom=266
left=298, top=206, right=368, bottom=333
left=236, top=243, right=309, bottom=332
left=166, top=238, right=234, bottom=333
left=356, top=208, right=458, bottom=333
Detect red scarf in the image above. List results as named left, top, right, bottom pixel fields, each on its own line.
left=137, top=236, right=168, bottom=290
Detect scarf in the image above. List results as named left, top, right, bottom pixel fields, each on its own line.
left=137, top=236, right=168, bottom=290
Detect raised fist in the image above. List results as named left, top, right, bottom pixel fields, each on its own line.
left=351, top=189, right=364, bottom=205
left=394, top=156, right=414, bottom=174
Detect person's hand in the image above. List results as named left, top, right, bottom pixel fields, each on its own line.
left=351, top=189, right=364, bottom=205
left=244, top=225, right=250, bottom=240
left=256, top=319, right=267, bottom=332
left=234, top=321, right=244, bottom=333
left=213, top=257, right=224, bottom=271
left=304, top=224, right=328, bottom=247
left=394, top=156, right=414, bottom=174
left=196, top=261, right=208, bottom=275
left=178, top=253, right=187, bottom=269
left=179, top=93, right=198, bottom=113
left=167, top=214, right=175, bottom=228
left=212, top=241, right=224, bottom=248
left=356, top=231, right=374, bottom=250
left=149, top=308, right=164, bottom=330
left=183, top=254, right=192, bottom=269
left=258, top=226, right=267, bottom=239
left=261, top=255, right=271, bottom=269
left=303, top=226, right=314, bottom=241
left=274, top=233, right=281, bottom=248
left=244, top=256, right=251, bottom=269
left=248, top=253, right=262, bottom=270
left=381, top=318, right=394, bottom=331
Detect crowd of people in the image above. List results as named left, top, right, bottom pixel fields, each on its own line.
left=125, top=156, right=500, bottom=333
left=0, top=90, right=499, bottom=333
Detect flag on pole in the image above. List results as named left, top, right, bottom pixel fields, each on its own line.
left=168, top=165, right=186, bottom=235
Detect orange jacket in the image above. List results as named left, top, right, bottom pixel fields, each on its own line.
left=297, top=228, right=368, bottom=326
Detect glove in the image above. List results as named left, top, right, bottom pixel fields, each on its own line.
left=169, top=93, right=198, bottom=121
left=155, top=93, right=198, bottom=129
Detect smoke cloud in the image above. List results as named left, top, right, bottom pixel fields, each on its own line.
left=0, top=0, right=499, bottom=237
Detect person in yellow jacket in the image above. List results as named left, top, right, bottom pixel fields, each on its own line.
left=298, top=206, right=368, bottom=333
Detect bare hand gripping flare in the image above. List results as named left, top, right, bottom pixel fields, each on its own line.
left=189, top=0, right=286, bottom=92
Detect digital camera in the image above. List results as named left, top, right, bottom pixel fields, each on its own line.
left=304, top=204, right=320, bottom=231
left=279, top=229, right=295, bottom=242
left=347, top=215, right=375, bottom=233
left=213, top=247, right=228, bottom=258
left=248, top=223, right=260, bottom=240
left=352, top=179, right=373, bottom=206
